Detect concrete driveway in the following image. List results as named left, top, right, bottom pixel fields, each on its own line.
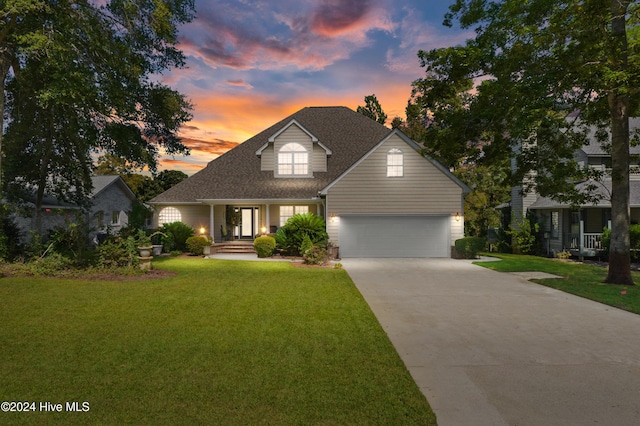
left=342, top=258, right=640, bottom=426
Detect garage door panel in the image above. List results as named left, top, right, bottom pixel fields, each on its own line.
left=340, top=215, right=449, bottom=258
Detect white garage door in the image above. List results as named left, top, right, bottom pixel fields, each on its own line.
left=339, top=215, right=450, bottom=258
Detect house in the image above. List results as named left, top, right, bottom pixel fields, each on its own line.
left=13, top=175, right=136, bottom=241
left=149, top=106, right=470, bottom=258
left=510, top=120, right=640, bottom=257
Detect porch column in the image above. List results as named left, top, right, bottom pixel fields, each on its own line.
left=266, top=204, right=270, bottom=232
left=210, top=204, right=215, bottom=242
left=579, top=220, right=584, bottom=253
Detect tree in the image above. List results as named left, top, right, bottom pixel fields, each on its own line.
left=154, top=169, right=188, bottom=192
left=454, top=161, right=511, bottom=238
left=413, top=1, right=640, bottom=284
left=1, top=1, right=195, bottom=231
left=357, top=94, right=388, bottom=125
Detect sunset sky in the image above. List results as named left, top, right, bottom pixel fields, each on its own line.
left=158, top=0, right=470, bottom=174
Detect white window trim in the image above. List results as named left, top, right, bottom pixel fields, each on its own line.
left=158, top=207, right=182, bottom=226
left=277, top=143, right=310, bottom=177
left=387, top=148, right=404, bottom=177
left=279, top=205, right=309, bottom=227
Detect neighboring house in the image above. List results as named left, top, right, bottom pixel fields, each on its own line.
left=510, top=120, right=640, bottom=257
left=13, top=175, right=136, bottom=241
left=149, top=106, right=470, bottom=258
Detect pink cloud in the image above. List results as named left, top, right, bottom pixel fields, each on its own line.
left=226, top=79, right=254, bottom=89
left=178, top=0, right=395, bottom=71
left=311, top=0, right=374, bottom=36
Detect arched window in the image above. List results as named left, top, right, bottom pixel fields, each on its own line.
left=278, top=142, right=309, bottom=176
left=387, top=148, right=403, bottom=177
left=158, top=207, right=182, bottom=226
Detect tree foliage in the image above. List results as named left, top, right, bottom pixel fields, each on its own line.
left=357, top=94, right=388, bottom=125
left=1, top=0, right=195, bottom=230
left=413, top=0, right=640, bottom=284
left=454, top=161, right=511, bottom=238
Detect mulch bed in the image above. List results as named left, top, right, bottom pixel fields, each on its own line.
left=0, top=265, right=177, bottom=281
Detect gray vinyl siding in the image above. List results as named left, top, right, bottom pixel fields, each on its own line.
left=260, top=145, right=274, bottom=171
left=326, top=135, right=462, bottom=214
left=260, top=124, right=327, bottom=173
left=273, top=125, right=313, bottom=177
left=312, top=143, right=328, bottom=172
left=154, top=205, right=209, bottom=231
left=325, top=134, right=464, bottom=246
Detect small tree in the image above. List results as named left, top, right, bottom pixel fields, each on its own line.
left=357, top=94, right=388, bottom=125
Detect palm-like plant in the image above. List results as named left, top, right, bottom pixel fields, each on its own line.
left=275, top=213, right=328, bottom=255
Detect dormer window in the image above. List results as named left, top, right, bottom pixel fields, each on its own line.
left=387, top=148, right=403, bottom=177
left=278, top=143, right=309, bottom=176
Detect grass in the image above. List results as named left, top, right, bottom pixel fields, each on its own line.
left=477, top=253, right=640, bottom=314
left=0, top=257, right=435, bottom=425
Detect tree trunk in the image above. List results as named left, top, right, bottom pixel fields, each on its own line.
left=0, top=49, right=12, bottom=195
left=605, top=0, right=633, bottom=285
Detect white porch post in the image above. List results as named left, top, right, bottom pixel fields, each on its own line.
left=210, top=204, right=215, bottom=242
left=266, top=204, right=270, bottom=232
left=579, top=220, right=584, bottom=253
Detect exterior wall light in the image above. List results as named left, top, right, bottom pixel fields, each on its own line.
left=455, top=212, right=461, bottom=222
left=261, top=226, right=267, bottom=234
left=200, top=226, right=206, bottom=235
left=330, top=213, right=337, bottom=223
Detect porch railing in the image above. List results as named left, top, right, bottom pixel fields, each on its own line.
left=582, top=233, right=603, bottom=250
left=565, top=232, right=603, bottom=251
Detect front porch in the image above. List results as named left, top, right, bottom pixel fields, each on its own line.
left=537, top=207, right=610, bottom=258
left=199, top=201, right=325, bottom=243
left=564, top=232, right=604, bottom=257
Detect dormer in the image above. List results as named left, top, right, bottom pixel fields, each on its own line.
left=256, top=119, right=332, bottom=177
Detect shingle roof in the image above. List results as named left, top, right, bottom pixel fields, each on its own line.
left=580, top=118, right=640, bottom=155
left=150, top=106, right=393, bottom=203
left=27, top=176, right=135, bottom=208
left=529, top=179, right=640, bottom=209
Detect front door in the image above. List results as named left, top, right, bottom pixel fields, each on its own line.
left=240, top=208, right=254, bottom=238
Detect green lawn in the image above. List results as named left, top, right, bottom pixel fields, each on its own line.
left=477, top=253, right=640, bottom=314
left=0, top=257, right=435, bottom=425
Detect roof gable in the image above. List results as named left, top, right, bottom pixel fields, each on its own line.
left=320, top=129, right=471, bottom=195
left=255, top=119, right=332, bottom=156
left=91, top=176, right=136, bottom=200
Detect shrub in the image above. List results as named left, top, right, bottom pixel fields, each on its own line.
left=303, top=246, right=329, bottom=265
left=97, top=237, right=138, bottom=268
left=454, top=237, right=486, bottom=259
left=254, top=236, right=276, bottom=258
left=29, top=253, right=75, bottom=275
left=508, top=214, right=540, bottom=255
left=601, top=227, right=611, bottom=257
left=161, top=222, right=194, bottom=252
left=186, top=236, right=210, bottom=255
left=275, top=213, right=328, bottom=255
left=47, top=219, right=93, bottom=266
left=0, top=206, right=22, bottom=261
left=603, top=225, right=640, bottom=262
left=300, top=234, right=313, bottom=256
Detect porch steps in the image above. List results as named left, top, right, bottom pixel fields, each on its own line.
left=211, top=241, right=256, bottom=254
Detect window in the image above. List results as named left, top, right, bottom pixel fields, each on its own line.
left=551, top=211, right=559, bottom=239
left=96, top=211, right=104, bottom=228
left=158, top=207, right=182, bottom=226
left=279, top=205, right=309, bottom=226
left=387, top=148, right=403, bottom=177
left=112, top=211, right=120, bottom=225
left=278, top=143, right=308, bottom=176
